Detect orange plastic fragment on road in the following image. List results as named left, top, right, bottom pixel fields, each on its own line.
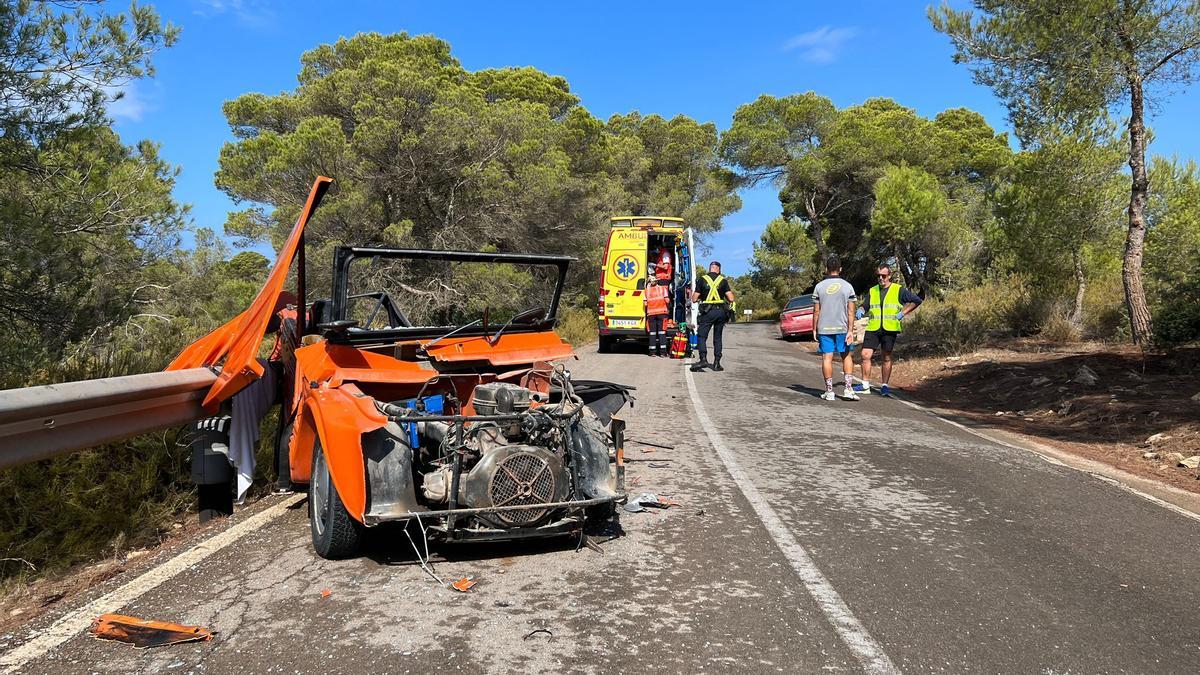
left=451, top=577, right=478, bottom=592
left=88, top=613, right=214, bottom=649
left=320, top=588, right=332, bottom=598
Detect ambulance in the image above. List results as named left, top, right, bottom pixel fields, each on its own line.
left=596, top=216, right=696, bottom=353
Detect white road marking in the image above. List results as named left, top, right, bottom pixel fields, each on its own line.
left=0, top=494, right=305, bottom=673
left=883, top=390, right=1200, bottom=526
left=684, top=365, right=901, bottom=674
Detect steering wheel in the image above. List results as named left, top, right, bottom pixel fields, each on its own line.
left=512, top=307, right=546, bottom=324
left=361, top=294, right=389, bottom=329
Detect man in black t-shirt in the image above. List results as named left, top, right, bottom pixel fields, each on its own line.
left=690, top=261, right=735, bottom=372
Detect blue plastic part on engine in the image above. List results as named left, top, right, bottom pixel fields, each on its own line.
left=402, top=394, right=444, bottom=449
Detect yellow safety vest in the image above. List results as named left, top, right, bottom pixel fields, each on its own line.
left=867, top=284, right=904, bottom=332
left=701, top=274, right=727, bottom=304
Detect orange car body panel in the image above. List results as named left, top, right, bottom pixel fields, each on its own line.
left=423, top=331, right=573, bottom=365
left=166, top=176, right=333, bottom=411
left=293, top=341, right=437, bottom=388
left=290, top=381, right=387, bottom=520
left=285, top=336, right=573, bottom=522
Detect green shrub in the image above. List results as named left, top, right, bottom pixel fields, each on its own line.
left=906, top=274, right=1034, bottom=351
left=555, top=306, right=598, bottom=346
left=1154, top=290, right=1200, bottom=347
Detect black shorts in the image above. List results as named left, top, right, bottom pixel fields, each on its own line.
left=862, top=329, right=898, bottom=352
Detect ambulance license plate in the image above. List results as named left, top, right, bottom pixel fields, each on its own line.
left=607, top=319, right=640, bottom=328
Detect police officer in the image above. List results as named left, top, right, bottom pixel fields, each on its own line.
left=690, top=261, right=735, bottom=372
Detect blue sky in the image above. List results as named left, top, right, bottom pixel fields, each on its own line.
left=111, top=0, right=1200, bottom=276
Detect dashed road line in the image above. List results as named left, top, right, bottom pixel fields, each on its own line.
left=0, top=494, right=305, bottom=674
left=684, top=364, right=901, bottom=674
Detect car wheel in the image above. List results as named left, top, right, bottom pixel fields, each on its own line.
left=598, top=335, right=614, bottom=353
left=309, top=438, right=364, bottom=559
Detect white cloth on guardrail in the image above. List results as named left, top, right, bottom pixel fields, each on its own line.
left=229, top=359, right=276, bottom=503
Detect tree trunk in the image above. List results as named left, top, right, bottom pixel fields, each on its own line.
left=1071, top=249, right=1086, bottom=326
left=803, top=196, right=829, bottom=263
left=1123, top=75, right=1154, bottom=346
left=894, top=242, right=927, bottom=295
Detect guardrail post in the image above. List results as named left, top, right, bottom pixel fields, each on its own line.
left=188, top=416, right=235, bottom=522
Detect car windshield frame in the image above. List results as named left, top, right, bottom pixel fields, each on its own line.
left=329, top=247, right=573, bottom=343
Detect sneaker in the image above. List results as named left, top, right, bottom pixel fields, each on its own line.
left=842, top=386, right=860, bottom=401
left=880, top=384, right=891, bottom=397
left=853, top=383, right=871, bottom=394
left=821, top=390, right=836, bottom=401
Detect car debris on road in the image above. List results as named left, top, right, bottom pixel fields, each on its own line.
left=623, top=492, right=677, bottom=512
left=88, top=614, right=214, bottom=649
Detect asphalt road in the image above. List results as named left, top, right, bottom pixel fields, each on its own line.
left=3, top=322, right=1199, bottom=673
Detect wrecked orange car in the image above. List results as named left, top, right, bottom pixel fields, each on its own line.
left=171, top=177, right=630, bottom=558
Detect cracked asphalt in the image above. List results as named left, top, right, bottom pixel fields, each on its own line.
left=3, top=322, right=1199, bottom=673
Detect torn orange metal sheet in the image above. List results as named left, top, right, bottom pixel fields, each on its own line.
left=88, top=613, right=214, bottom=649
left=167, top=176, right=333, bottom=411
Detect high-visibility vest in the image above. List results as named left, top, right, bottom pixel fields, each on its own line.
left=645, top=285, right=669, bottom=316
left=866, top=284, right=904, bottom=332
left=701, top=274, right=727, bottom=304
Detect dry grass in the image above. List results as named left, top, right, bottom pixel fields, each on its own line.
left=906, top=274, right=1130, bottom=353
left=1038, top=310, right=1082, bottom=342
left=906, top=276, right=1030, bottom=353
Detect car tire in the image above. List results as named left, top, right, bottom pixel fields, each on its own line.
left=309, top=438, right=364, bottom=559
left=598, top=335, right=614, bottom=353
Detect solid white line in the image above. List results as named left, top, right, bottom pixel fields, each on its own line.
left=884, top=391, right=1200, bottom=526
left=0, top=493, right=305, bottom=673
left=684, top=365, right=901, bottom=674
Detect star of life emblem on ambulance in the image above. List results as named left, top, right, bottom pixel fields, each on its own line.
left=614, top=256, right=638, bottom=280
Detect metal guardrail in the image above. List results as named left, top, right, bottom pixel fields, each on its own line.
left=0, top=368, right=217, bottom=470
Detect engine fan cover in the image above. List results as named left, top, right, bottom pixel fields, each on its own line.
left=461, top=445, right=568, bottom=528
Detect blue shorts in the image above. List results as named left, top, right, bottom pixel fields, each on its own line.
left=817, top=333, right=847, bottom=354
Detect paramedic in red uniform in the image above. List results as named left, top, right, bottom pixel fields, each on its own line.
left=654, top=246, right=673, bottom=282
left=644, top=274, right=670, bottom=356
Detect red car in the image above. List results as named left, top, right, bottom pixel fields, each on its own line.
left=778, top=295, right=816, bottom=339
